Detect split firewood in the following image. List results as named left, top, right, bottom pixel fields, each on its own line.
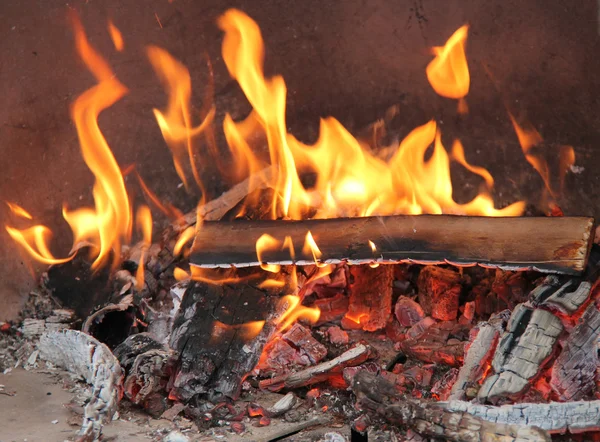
left=171, top=166, right=274, bottom=233
left=341, top=265, right=393, bottom=331
left=396, top=321, right=466, bottom=367
left=417, top=266, right=461, bottom=321
left=449, top=323, right=500, bottom=400
left=479, top=304, right=563, bottom=402
left=550, top=302, right=600, bottom=400
left=168, top=269, right=289, bottom=402
left=190, top=215, right=594, bottom=274
left=442, top=398, right=600, bottom=434
left=38, top=329, right=124, bottom=441
left=259, top=343, right=375, bottom=392
left=530, top=276, right=592, bottom=315
left=352, top=371, right=550, bottom=442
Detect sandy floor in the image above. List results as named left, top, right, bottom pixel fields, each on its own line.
left=0, top=369, right=157, bottom=442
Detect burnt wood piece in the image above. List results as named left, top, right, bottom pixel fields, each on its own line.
left=168, top=270, right=285, bottom=402
left=550, top=302, right=600, bottom=400
left=479, top=304, right=563, bottom=402
left=417, top=266, right=462, bottom=321
left=352, top=371, right=550, bottom=442
left=530, top=276, right=592, bottom=315
left=259, top=343, right=375, bottom=392
left=124, top=349, right=171, bottom=417
left=190, top=215, right=594, bottom=274
left=38, top=330, right=124, bottom=441
left=449, top=323, right=500, bottom=401
left=396, top=321, right=466, bottom=367
left=113, top=333, right=166, bottom=371
left=442, top=399, right=600, bottom=434
left=341, top=265, right=393, bottom=331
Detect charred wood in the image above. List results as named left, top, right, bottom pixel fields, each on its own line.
left=124, top=349, right=172, bottom=417
left=396, top=320, right=466, bottom=367
left=113, top=332, right=166, bottom=371
left=417, top=266, right=461, bottom=321
left=352, top=371, right=550, bottom=442
left=38, top=330, right=124, bottom=441
left=260, top=343, right=375, bottom=392
left=341, top=265, right=393, bottom=331
left=479, top=304, right=563, bottom=402
left=550, top=302, right=600, bottom=400
left=530, top=276, right=592, bottom=315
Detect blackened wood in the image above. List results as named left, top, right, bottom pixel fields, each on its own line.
left=123, top=349, right=171, bottom=417
left=190, top=215, right=594, bottom=275
left=530, top=276, right=592, bottom=315
left=168, top=269, right=286, bottom=402
left=352, top=371, right=550, bottom=442
left=550, top=302, right=600, bottom=400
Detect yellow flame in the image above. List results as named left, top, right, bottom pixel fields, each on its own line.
left=256, top=233, right=282, bottom=272
left=135, top=206, right=152, bottom=290
left=274, top=295, right=320, bottom=331
left=450, top=140, right=494, bottom=188
left=302, top=231, right=326, bottom=266
left=107, top=20, right=124, bottom=52
left=5, top=225, right=72, bottom=265
left=6, top=202, right=33, bottom=220
left=426, top=25, right=470, bottom=100
left=211, top=320, right=265, bottom=343
left=174, top=226, right=195, bottom=256
left=147, top=46, right=215, bottom=192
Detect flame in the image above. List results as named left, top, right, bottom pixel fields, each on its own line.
left=174, top=226, right=195, bottom=256
left=274, top=295, right=320, bottom=331
left=450, top=140, right=494, bottom=188
left=211, top=320, right=265, bottom=343
left=302, top=231, right=325, bottom=266
left=6, top=202, right=33, bottom=220
left=147, top=46, right=215, bottom=193
left=176, top=266, right=261, bottom=285
left=255, top=233, right=282, bottom=272
left=107, top=20, right=124, bottom=52
left=5, top=225, right=73, bottom=265
left=426, top=25, right=470, bottom=103
left=218, top=12, right=523, bottom=219
left=509, top=114, right=575, bottom=198
left=135, top=206, right=152, bottom=289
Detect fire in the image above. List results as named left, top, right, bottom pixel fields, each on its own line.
left=107, top=20, right=124, bottom=52
left=274, top=295, right=320, bottom=331
left=256, top=234, right=282, bottom=272
left=6, top=14, right=137, bottom=270
left=218, top=12, right=524, bottom=219
left=426, top=25, right=470, bottom=113
left=302, top=231, right=325, bottom=267
left=135, top=206, right=152, bottom=289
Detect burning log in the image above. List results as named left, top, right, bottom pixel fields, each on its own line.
left=168, top=270, right=286, bottom=402
left=259, top=343, right=375, bottom=392
left=417, top=266, right=461, bottom=321
left=449, top=322, right=500, bottom=400
left=190, top=215, right=594, bottom=274
left=550, top=302, right=600, bottom=400
left=123, top=349, right=171, bottom=417
left=341, top=265, right=393, bottom=331
left=396, top=320, right=467, bottom=367
left=530, top=276, right=592, bottom=315
left=352, top=371, right=550, bottom=441
left=38, top=330, right=124, bottom=441
left=479, top=304, right=563, bottom=402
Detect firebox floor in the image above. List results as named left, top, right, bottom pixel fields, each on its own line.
left=0, top=368, right=352, bottom=442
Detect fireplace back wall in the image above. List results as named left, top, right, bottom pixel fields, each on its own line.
left=1, top=0, right=599, bottom=320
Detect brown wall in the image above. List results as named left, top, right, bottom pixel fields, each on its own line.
left=1, top=0, right=599, bottom=319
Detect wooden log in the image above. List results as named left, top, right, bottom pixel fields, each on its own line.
left=442, top=398, right=600, bottom=435
left=168, top=269, right=288, bottom=402
left=479, top=304, right=563, bottom=402
left=550, top=302, right=600, bottom=401
left=38, top=330, right=124, bottom=441
left=352, top=371, right=550, bottom=442
left=190, top=215, right=594, bottom=275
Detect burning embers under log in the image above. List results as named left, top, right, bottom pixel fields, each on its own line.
left=2, top=5, right=597, bottom=442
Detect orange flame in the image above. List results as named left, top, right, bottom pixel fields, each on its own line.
left=174, top=226, right=195, bottom=256
left=426, top=25, right=470, bottom=112
left=147, top=46, right=215, bottom=193
left=107, top=20, right=124, bottom=52
left=135, top=206, right=152, bottom=289
left=302, top=231, right=325, bottom=267
left=218, top=12, right=523, bottom=219
left=256, top=233, right=282, bottom=272
left=211, top=320, right=265, bottom=343
left=274, top=295, right=320, bottom=331
left=509, top=113, right=575, bottom=198
left=6, top=202, right=33, bottom=220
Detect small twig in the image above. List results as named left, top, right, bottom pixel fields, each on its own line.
left=257, top=416, right=331, bottom=442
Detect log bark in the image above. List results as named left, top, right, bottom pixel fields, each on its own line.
left=190, top=215, right=594, bottom=274
left=38, top=330, right=123, bottom=441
